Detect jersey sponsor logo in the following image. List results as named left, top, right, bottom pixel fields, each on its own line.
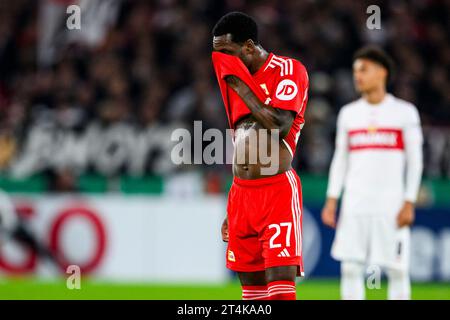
left=275, top=79, right=298, bottom=101
left=348, top=128, right=404, bottom=151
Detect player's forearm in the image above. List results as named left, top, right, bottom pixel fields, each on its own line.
left=326, top=111, right=349, bottom=199
left=227, top=76, right=292, bottom=137
left=242, top=89, right=291, bottom=136
left=404, top=149, right=423, bottom=202
left=326, top=149, right=347, bottom=199
left=404, top=128, right=424, bottom=202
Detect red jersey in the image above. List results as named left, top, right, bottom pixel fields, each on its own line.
left=253, top=53, right=309, bottom=156
left=212, top=52, right=309, bottom=157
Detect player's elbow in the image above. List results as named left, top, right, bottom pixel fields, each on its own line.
left=406, top=148, right=424, bottom=168
left=406, top=153, right=424, bottom=178
left=278, top=124, right=290, bottom=139
left=276, top=111, right=296, bottom=138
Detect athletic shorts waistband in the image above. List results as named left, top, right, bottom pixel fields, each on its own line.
left=233, top=169, right=297, bottom=187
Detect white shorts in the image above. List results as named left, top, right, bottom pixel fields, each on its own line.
left=331, top=214, right=410, bottom=271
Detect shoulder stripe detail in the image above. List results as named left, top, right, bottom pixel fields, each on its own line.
left=270, top=59, right=285, bottom=76
left=264, top=55, right=295, bottom=76
left=263, top=55, right=275, bottom=71
left=284, top=59, right=290, bottom=76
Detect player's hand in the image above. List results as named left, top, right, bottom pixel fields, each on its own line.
left=397, top=201, right=415, bottom=228
left=221, top=217, right=229, bottom=242
left=321, top=198, right=337, bottom=229
left=225, top=75, right=249, bottom=96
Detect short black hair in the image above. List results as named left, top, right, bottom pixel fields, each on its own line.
left=353, top=45, right=395, bottom=83
left=212, top=12, right=258, bottom=44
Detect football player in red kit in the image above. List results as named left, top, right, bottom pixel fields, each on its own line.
left=212, top=12, right=309, bottom=300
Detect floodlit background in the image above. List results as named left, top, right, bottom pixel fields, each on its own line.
left=0, top=0, right=449, bottom=299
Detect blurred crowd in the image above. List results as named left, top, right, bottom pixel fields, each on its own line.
left=0, top=0, right=449, bottom=191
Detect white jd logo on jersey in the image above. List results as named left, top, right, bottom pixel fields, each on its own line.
left=276, top=79, right=298, bottom=101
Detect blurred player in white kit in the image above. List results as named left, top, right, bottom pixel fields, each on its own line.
left=321, top=46, right=423, bottom=300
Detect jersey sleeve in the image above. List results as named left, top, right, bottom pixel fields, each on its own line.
left=326, top=108, right=349, bottom=199
left=270, top=59, right=309, bottom=114
left=403, top=105, right=423, bottom=202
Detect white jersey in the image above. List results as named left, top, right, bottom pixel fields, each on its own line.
left=326, top=94, right=423, bottom=217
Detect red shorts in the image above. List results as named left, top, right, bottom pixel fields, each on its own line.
left=226, top=169, right=304, bottom=276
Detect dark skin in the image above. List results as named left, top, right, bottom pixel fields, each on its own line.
left=213, top=33, right=297, bottom=286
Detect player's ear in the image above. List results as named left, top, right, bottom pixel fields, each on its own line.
left=243, top=39, right=255, bottom=54
left=381, top=68, right=388, bottom=83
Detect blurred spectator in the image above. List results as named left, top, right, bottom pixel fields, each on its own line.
left=0, top=127, right=16, bottom=169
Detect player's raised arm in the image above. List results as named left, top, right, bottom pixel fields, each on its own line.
left=225, top=55, right=308, bottom=138
left=225, top=74, right=296, bottom=138
left=322, top=109, right=349, bottom=228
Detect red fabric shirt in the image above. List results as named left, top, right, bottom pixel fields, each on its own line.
left=212, top=51, right=309, bottom=157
